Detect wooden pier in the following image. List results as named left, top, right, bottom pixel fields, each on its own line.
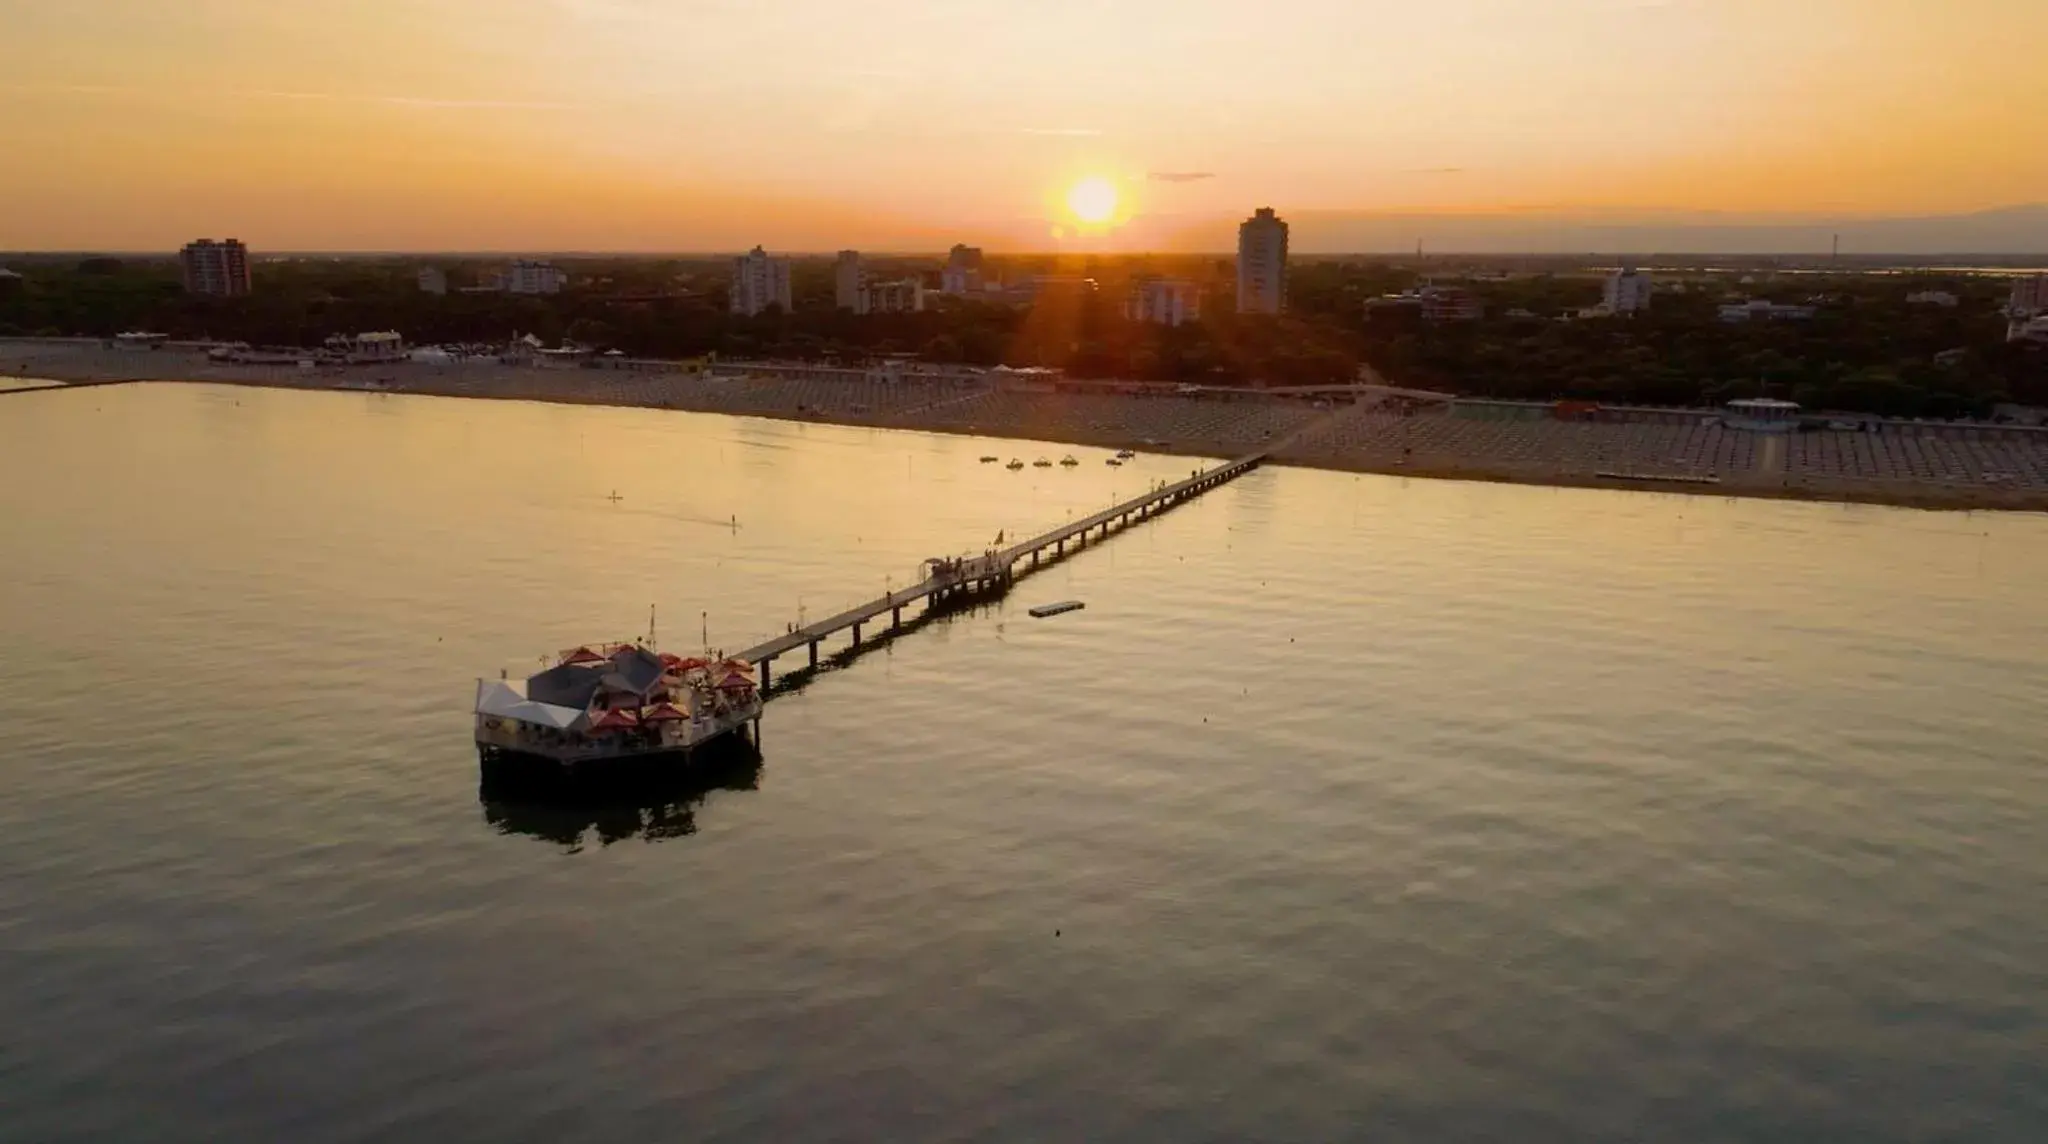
left=735, top=451, right=1265, bottom=689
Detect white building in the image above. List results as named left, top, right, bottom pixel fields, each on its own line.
left=1719, top=300, right=1817, bottom=323
left=1603, top=268, right=1653, bottom=313
left=2009, top=315, right=2048, bottom=345
left=835, top=251, right=864, bottom=312
left=940, top=244, right=984, bottom=296
left=2007, top=275, right=2048, bottom=318
left=861, top=279, right=925, bottom=314
left=730, top=246, right=793, bottom=316
left=1127, top=278, right=1203, bottom=327
left=1906, top=290, right=1959, bottom=308
left=505, top=260, right=566, bottom=295
left=1236, top=207, right=1288, bottom=314
left=418, top=267, right=448, bottom=295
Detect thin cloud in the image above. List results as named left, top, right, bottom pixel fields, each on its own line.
left=1, top=84, right=577, bottom=111
left=1148, top=171, right=1215, bottom=183
left=1409, top=167, right=1467, bottom=175
left=243, top=90, right=581, bottom=110
left=1019, top=127, right=1103, bottom=137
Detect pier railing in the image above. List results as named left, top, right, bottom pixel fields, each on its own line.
left=736, top=449, right=1267, bottom=688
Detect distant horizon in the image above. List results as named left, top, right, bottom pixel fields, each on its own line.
left=8, top=203, right=2048, bottom=262
left=12, top=252, right=2048, bottom=264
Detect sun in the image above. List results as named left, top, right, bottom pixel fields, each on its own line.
left=1067, top=176, right=1119, bottom=224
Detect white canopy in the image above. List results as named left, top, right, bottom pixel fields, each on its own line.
left=473, top=678, right=586, bottom=731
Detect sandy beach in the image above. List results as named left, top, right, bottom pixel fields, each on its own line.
left=8, top=337, right=2047, bottom=513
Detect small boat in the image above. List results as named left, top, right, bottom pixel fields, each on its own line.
left=1105, top=458, right=1122, bottom=467
left=1032, top=457, right=1053, bottom=468
left=1059, top=455, right=1079, bottom=467
left=1029, top=600, right=1085, bottom=619
left=1006, top=459, right=1025, bottom=471
left=1115, top=449, right=1136, bottom=459
left=980, top=455, right=1000, bottom=463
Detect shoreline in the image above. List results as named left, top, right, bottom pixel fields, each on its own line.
left=8, top=344, right=2047, bottom=515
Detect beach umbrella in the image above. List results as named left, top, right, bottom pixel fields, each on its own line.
left=641, top=703, right=689, bottom=723
left=591, top=707, right=641, bottom=731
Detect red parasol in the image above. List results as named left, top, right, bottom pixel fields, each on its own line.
left=641, top=702, right=689, bottom=722
left=561, top=646, right=605, bottom=665
left=590, top=707, right=641, bottom=731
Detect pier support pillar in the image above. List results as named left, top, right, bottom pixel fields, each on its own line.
left=893, top=605, right=902, bottom=628
left=762, top=659, right=772, bottom=689
left=852, top=623, right=862, bottom=646
left=809, top=641, right=818, bottom=669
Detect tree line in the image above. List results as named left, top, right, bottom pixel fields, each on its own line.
left=1, top=254, right=2039, bottom=415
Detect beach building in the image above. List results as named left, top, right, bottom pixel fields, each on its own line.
left=180, top=239, right=251, bottom=296
left=2006, top=275, right=2048, bottom=318
left=1603, top=268, right=1653, bottom=313
left=940, top=245, right=985, bottom=296
left=418, top=267, right=448, bottom=295
left=835, top=251, right=864, bottom=312
left=731, top=246, right=793, bottom=316
left=861, top=279, right=926, bottom=314
left=327, top=332, right=407, bottom=363
left=534, top=345, right=592, bottom=369
left=1237, top=208, right=1288, bottom=314
left=1719, top=300, right=1817, bottom=323
left=505, top=260, right=566, bottom=295
left=1906, top=290, right=1959, bottom=308
left=1722, top=398, right=1802, bottom=431
left=1127, top=278, right=1203, bottom=327
left=2010, top=315, right=2048, bottom=345
left=474, top=643, right=761, bottom=768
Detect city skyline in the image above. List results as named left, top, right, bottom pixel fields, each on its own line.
left=3, top=0, right=2047, bottom=252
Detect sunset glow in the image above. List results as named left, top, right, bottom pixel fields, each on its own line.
left=1067, top=178, right=1119, bottom=226
left=0, top=0, right=2044, bottom=251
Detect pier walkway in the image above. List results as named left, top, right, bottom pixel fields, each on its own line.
left=735, top=450, right=1266, bottom=688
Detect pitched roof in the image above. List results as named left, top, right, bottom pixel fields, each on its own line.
left=526, top=662, right=606, bottom=709
left=602, top=645, right=666, bottom=695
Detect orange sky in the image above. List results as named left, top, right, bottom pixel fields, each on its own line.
left=3, top=0, right=2045, bottom=251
